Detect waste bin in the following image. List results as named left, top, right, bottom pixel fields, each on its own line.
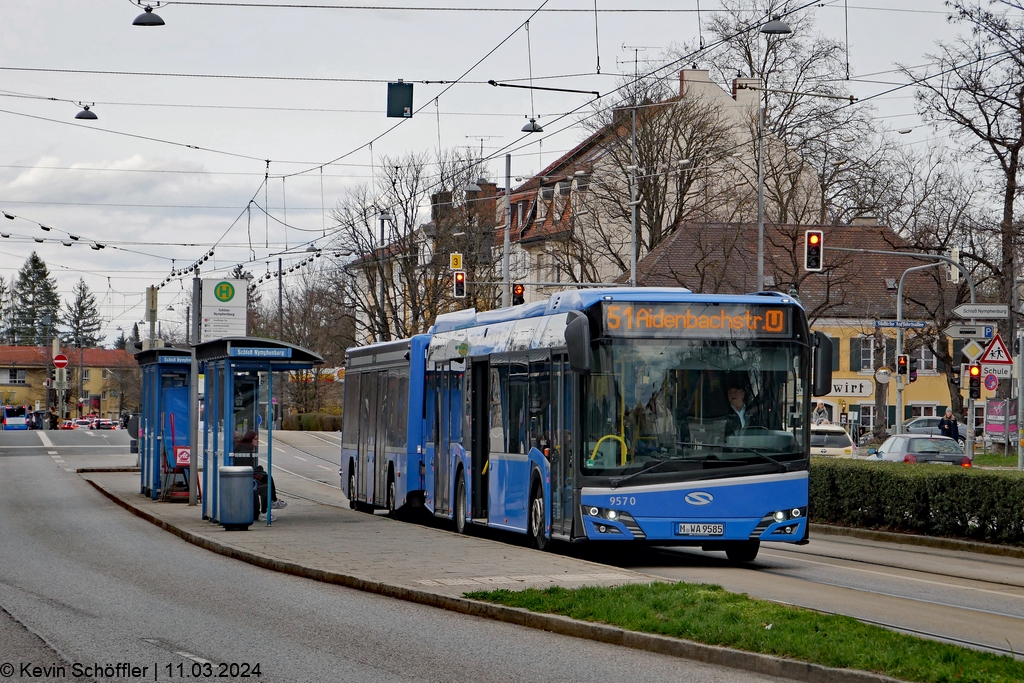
left=219, top=466, right=254, bottom=530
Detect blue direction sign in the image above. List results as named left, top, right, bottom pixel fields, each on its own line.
left=874, top=320, right=928, bottom=329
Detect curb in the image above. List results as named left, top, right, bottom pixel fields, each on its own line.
left=810, top=523, right=1024, bottom=560
left=83, top=476, right=904, bottom=683
left=76, top=467, right=141, bottom=473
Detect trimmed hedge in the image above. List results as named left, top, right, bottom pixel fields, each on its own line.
left=810, top=458, right=1024, bottom=546
left=281, top=413, right=342, bottom=431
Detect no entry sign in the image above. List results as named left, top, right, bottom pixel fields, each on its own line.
left=53, top=354, right=68, bottom=368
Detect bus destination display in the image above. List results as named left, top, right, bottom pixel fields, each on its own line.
left=602, top=303, right=791, bottom=338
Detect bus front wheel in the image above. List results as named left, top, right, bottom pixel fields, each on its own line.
left=725, top=540, right=760, bottom=563
left=528, top=484, right=549, bottom=551
left=348, top=468, right=357, bottom=510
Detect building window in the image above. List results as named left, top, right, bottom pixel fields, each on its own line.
left=5, top=369, right=27, bottom=384
left=911, top=346, right=937, bottom=372
left=82, top=369, right=90, bottom=382
left=910, top=404, right=937, bottom=418
left=859, top=404, right=875, bottom=429
left=101, top=390, right=108, bottom=400
left=102, top=369, right=108, bottom=380
left=859, top=338, right=876, bottom=372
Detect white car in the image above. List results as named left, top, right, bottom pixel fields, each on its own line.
left=810, top=424, right=856, bottom=458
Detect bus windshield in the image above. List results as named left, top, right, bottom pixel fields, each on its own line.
left=583, top=338, right=810, bottom=480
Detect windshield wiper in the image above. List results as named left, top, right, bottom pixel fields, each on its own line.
left=719, top=445, right=793, bottom=472
left=610, top=459, right=675, bottom=489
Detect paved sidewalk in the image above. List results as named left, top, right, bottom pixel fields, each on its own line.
left=81, top=471, right=903, bottom=683
left=82, top=471, right=647, bottom=598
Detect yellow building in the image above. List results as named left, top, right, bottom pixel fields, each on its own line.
left=631, top=218, right=993, bottom=436
left=0, top=346, right=140, bottom=420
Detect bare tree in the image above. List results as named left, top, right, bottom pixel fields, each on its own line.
left=329, top=148, right=497, bottom=343
left=905, top=2, right=1024, bottom=397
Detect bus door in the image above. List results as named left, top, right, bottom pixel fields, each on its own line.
left=470, top=359, right=489, bottom=520
left=357, top=370, right=379, bottom=503
left=435, top=360, right=465, bottom=517
left=373, top=371, right=390, bottom=507
left=551, top=355, right=575, bottom=537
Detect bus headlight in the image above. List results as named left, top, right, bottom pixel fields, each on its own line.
left=774, top=510, right=787, bottom=523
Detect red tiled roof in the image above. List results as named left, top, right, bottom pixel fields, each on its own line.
left=0, top=346, right=137, bottom=368
left=633, top=222, right=964, bottom=321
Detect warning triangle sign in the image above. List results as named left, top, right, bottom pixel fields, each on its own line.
left=979, top=333, right=1013, bottom=364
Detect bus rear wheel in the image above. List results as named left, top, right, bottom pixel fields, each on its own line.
left=348, top=469, right=357, bottom=510
left=725, top=540, right=760, bottom=563
left=528, top=484, right=549, bottom=551
left=387, top=474, right=398, bottom=519
left=454, top=472, right=467, bottom=535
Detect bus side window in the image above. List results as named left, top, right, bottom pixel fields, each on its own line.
left=507, top=362, right=528, bottom=454
left=489, top=366, right=506, bottom=453
left=529, top=359, right=551, bottom=450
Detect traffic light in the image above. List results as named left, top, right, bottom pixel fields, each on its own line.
left=896, top=354, right=909, bottom=375
left=909, top=357, right=918, bottom=383
left=968, top=363, right=981, bottom=399
left=512, top=283, right=525, bottom=306
left=453, top=270, right=466, bottom=298
left=804, top=230, right=823, bottom=272
left=951, top=363, right=962, bottom=387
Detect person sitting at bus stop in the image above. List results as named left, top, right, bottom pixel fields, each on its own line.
left=235, top=429, right=258, bottom=454
left=723, top=376, right=760, bottom=439
left=253, top=464, right=286, bottom=513
left=938, top=409, right=960, bottom=442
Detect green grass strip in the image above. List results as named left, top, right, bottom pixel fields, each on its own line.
left=467, top=581, right=1024, bottom=683
left=972, top=453, right=1022, bottom=468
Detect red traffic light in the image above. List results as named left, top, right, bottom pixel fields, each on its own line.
left=512, top=283, right=525, bottom=305
left=512, top=283, right=524, bottom=296
left=808, top=233, right=820, bottom=245
left=455, top=271, right=465, bottom=284
left=969, top=364, right=981, bottom=377
left=804, top=230, right=823, bottom=272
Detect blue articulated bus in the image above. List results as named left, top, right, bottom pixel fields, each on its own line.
left=2, top=405, right=30, bottom=430
left=341, top=287, right=833, bottom=562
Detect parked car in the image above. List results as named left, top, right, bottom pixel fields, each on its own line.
left=810, top=424, right=857, bottom=458
left=97, top=419, right=116, bottom=430
left=870, top=435, right=972, bottom=466
left=60, top=420, right=74, bottom=430
left=73, top=418, right=92, bottom=429
left=903, top=417, right=970, bottom=448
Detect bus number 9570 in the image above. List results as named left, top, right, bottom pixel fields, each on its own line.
left=609, top=496, right=636, bottom=507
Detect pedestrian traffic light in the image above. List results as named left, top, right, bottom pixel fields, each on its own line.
left=512, top=283, right=525, bottom=306
left=896, top=354, right=909, bottom=375
left=968, top=363, right=981, bottom=399
left=909, top=357, right=918, bottom=383
left=453, top=270, right=466, bottom=298
left=804, top=230, right=823, bottom=272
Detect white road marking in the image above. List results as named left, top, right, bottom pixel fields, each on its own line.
left=761, top=551, right=1024, bottom=600
left=317, top=464, right=332, bottom=470
left=292, top=455, right=307, bottom=461
left=37, top=431, right=54, bottom=448
left=174, top=652, right=213, bottom=666
left=272, top=465, right=340, bottom=488
left=50, top=455, right=61, bottom=459
left=48, top=450, right=58, bottom=455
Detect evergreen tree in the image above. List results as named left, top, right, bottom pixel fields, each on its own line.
left=61, top=278, right=105, bottom=347
left=10, top=253, right=61, bottom=346
left=130, top=322, right=141, bottom=344
left=0, top=275, right=9, bottom=344
left=113, top=330, right=128, bottom=350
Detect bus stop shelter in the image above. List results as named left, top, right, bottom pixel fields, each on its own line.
left=136, top=347, right=193, bottom=501
left=195, top=337, right=322, bottom=526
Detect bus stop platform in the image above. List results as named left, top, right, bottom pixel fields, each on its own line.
left=78, top=471, right=901, bottom=683
left=79, top=470, right=647, bottom=598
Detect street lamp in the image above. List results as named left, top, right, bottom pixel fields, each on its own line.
left=378, top=209, right=395, bottom=341
left=132, top=3, right=166, bottom=26
left=756, top=15, right=791, bottom=292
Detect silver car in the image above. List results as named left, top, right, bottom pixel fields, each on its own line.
left=902, top=417, right=970, bottom=449
left=870, top=435, right=972, bottom=466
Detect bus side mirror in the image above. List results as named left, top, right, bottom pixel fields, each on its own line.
left=812, top=331, right=833, bottom=397
left=566, top=312, right=591, bottom=375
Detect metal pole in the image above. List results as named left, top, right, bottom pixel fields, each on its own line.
left=1018, top=327, right=1023, bottom=470
left=379, top=215, right=386, bottom=338
left=756, top=102, right=765, bottom=292
left=895, top=263, right=941, bottom=435
left=189, top=273, right=201, bottom=506
left=629, top=107, right=637, bottom=288
left=78, top=339, right=84, bottom=419
left=277, top=257, right=283, bottom=430
left=502, top=153, right=512, bottom=307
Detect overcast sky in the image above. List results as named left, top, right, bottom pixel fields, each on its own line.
left=0, top=1, right=970, bottom=343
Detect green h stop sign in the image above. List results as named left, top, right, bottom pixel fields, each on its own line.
left=214, top=281, right=235, bottom=303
